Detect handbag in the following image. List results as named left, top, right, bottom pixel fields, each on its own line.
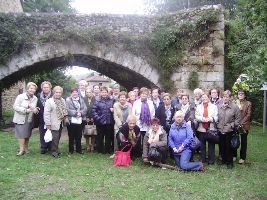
left=205, top=119, right=220, bottom=144
left=148, top=147, right=161, bottom=162
left=84, top=123, right=97, bottom=136
left=113, top=145, right=132, bottom=167
left=44, top=129, right=52, bottom=143
left=71, top=116, right=82, bottom=124
left=231, top=132, right=240, bottom=149
left=190, top=133, right=201, bottom=151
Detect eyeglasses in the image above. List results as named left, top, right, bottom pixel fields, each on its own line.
left=238, top=93, right=245, bottom=95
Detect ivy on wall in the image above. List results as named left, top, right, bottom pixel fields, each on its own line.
left=0, top=9, right=220, bottom=90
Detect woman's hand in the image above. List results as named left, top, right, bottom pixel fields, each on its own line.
left=76, top=112, right=81, bottom=117
left=110, top=108, right=114, bottom=112
left=177, top=145, right=184, bottom=153
left=143, top=157, right=149, bottom=163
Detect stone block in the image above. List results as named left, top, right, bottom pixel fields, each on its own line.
left=210, top=21, right=224, bottom=31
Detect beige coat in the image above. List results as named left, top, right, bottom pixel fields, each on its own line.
left=217, top=102, right=241, bottom=134
left=195, top=102, right=218, bottom=132
left=113, top=102, right=132, bottom=130
left=13, top=93, right=38, bottom=124
left=44, top=97, right=66, bottom=131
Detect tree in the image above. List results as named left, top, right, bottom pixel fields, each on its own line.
left=22, top=0, right=76, bottom=13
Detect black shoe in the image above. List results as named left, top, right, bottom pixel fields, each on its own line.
left=227, top=164, right=233, bottom=169
left=208, top=161, right=215, bottom=165
left=52, top=152, right=59, bottom=158
left=40, top=149, right=47, bottom=154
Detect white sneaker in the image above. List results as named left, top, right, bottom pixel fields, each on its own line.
left=239, top=159, right=245, bottom=164
left=233, top=157, right=237, bottom=162
left=161, top=167, right=167, bottom=170
left=109, top=154, right=115, bottom=159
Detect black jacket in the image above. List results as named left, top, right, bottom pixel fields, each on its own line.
left=156, top=104, right=175, bottom=133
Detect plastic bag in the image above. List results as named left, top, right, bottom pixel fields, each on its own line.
left=44, top=129, right=52, bottom=143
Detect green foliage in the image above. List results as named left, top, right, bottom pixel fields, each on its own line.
left=188, top=71, right=199, bottom=90
left=22, top=0, right=75, bottom=13
left=225, top=0, right=267, bottom=122
left=151, top=10, right=219, bottom=91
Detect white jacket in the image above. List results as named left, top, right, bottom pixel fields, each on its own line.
left=44, top=97, right=66, bottom=131
left=13, top=93, right=37, bottom=124
left=132, top=98, right=155, bottom=132
left=195, top=102, right=218, bottom=132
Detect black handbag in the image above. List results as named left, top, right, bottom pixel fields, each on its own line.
left=148, top=147, right=161, bottom=161
left=231, top=132, right=240, bottom=149
left=190, top=133, right=201, bottom=151
left=205, top=119, right=220, bottom=144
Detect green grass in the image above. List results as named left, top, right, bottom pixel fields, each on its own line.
left=0, top=126, right=266, bottom=200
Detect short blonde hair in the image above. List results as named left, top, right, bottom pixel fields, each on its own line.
left=26, top=82, right=37, bottom=90
left=127, top=115, right=137, bottom=123
left=128, top=91, right=135, bottom=96
left=79, top=80, right=88, bottom=86
left=53, top=86, right=63, bottom=93
left=41, top=81, right=52, bottom=89
left=174, top=110, right=184, bottom=119
left=193, top=88, right=204, bottom=96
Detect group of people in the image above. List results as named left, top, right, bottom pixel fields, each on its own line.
left=12, top=80, right=252, bottom=171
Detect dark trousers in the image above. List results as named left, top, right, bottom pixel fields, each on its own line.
left=39, top=123, right=51, bottom=151
left=199, top=132, right=215, bottom=164
left=67, top=123, right=83, bottom=153
left=96, top=124, right=114, bottom=154
left=51, top=129, right=62, bottom=154
left=233, top=131, right=248, bottom=160
left=219, top=132, right=234, bottom=165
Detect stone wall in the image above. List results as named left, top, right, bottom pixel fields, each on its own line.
left=0, top=0, right=23, bottom=13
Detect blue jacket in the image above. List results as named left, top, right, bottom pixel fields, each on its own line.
left=168, top=121, right=193, bottom=154
left=92, top=97, right=114, bottom=125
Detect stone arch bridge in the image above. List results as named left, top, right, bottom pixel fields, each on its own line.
left=0, top=6, right=225, bottom=91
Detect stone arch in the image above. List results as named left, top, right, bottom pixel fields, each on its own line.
left=0, top=40, right=160, bottom=90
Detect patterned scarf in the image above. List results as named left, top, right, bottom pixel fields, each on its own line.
left=181, top=103, right=190, bottom=116
left=140, top=99, right=151, bottom=125
left=148, top=128, right=160, bottom=144
left=40, top=91, right=51, bottom=106
left=72, top=96, right=81, bottom=111
left=54, top=98, right=68, bottom=120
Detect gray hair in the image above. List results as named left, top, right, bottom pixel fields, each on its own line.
left=127, top=115, right=137, bottom=123
left=26, top=82, right=37, bottom=90
left=174, top=110, right=184, bottom=119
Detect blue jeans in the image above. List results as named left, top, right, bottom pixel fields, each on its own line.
left=174, top=150, right=203, bottom=171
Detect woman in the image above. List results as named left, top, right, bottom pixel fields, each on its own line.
left=92, top=86, right=114, bottom=154
left=37, top=81, right=53, bottom=154
left=84, top=87, right=96, bottom=152
left=233, top=89, right=252, bottom=164
left=168, top=111, right=203, bottom=171
left=175, top=94, right=195, bottom=127
left=156, top=93, right=175, bottom=134
left=117, top=115, right=141, bottom=158
left=142, top=118, right=168, bottom=164
left=128, top=91, right=136, bottom=106
left=132, top=87, right=155, bottom=138
left=13, top=82, right=39, bottom=156
left=113, top=91, right=132, bottom=152
left=209, top=88, right=223, bottom=105
left=66, top=88, right=87, bottom=154
left=195, top=94, right=218, bottom=165
left=44, top=86, right=68, bottom=158
left=192, top=88, right=204, bottom=107
left=218, top=90, right=241, bottom=169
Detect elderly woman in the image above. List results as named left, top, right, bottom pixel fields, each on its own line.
left=113, top=91, right=132, bottom=151
left=209, top=88, right=223, bottom=105
left=195, top=93, right=218, bottom=165
left=37, top=81, right=53, bottom=154
left=66, top=88, right=87, bottom=154
left=13, top=82, right=39, bottom=156
left=192, top=88, right=204, bottom=106
left=156, top=93, right=175, bottom=134
left=218, top=90, right=241, bottom=169
left=142, top=118, right=168, bottom=164
left=233, top=89, right=252, bottom=164
left=84, top=87, right=96, bottom=152
left=169, top=111, right=204, bottom=171
left=128, top=91, right=136, bottom=106
left=132, top=87, right=155, bottom=138
left=116, top=115, right=141, bottom=158
left=44, top=86, right=68, bottom=158
left=78, top=80, right=88, bottom=99
left=92, top=86, right=115, bottom=154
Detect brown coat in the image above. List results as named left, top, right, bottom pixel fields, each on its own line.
left=217, top=102, right=241, bottom=134
left=239, top=100, right=252, bottom=131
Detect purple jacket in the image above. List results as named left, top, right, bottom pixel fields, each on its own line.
left=168, top=121, right=193, bottom=154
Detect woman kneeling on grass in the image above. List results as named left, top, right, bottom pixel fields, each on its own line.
left=168, top=110, right=204, bottom=171
left=142, top=118, right=168, bottom=164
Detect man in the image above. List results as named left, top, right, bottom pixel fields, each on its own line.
left=78, top=80, right=88, bottom=99
left=37, top=81, right=53, bottom=154
left=171, top=88, right=184, bottom=107
left=112, top=84, right=120, bottom=102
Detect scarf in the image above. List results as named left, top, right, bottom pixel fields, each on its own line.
left=140, top=99, right=151, bottom=125
left=181, top=103, right=190, bottom=116
left=119, top=103, right=129, bottom=124
left=40, top=91, right=51, bottom=107
left=236, top=99, right=246, bottom=111
left=148, top=128, right=160, bottom=144
left=202, top=102, right=209, bottom=129
left=54, top=98, right=68, bottom=120
left=165, top=105, right=172, bottom=121
left=72, top=96, right=81, bottom=111
left=128, top=129, right=136, bottom=145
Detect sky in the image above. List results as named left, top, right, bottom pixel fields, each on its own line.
left=71, top=0, right=146, bottom=15
left=67, top=0, right=147, bottom=76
